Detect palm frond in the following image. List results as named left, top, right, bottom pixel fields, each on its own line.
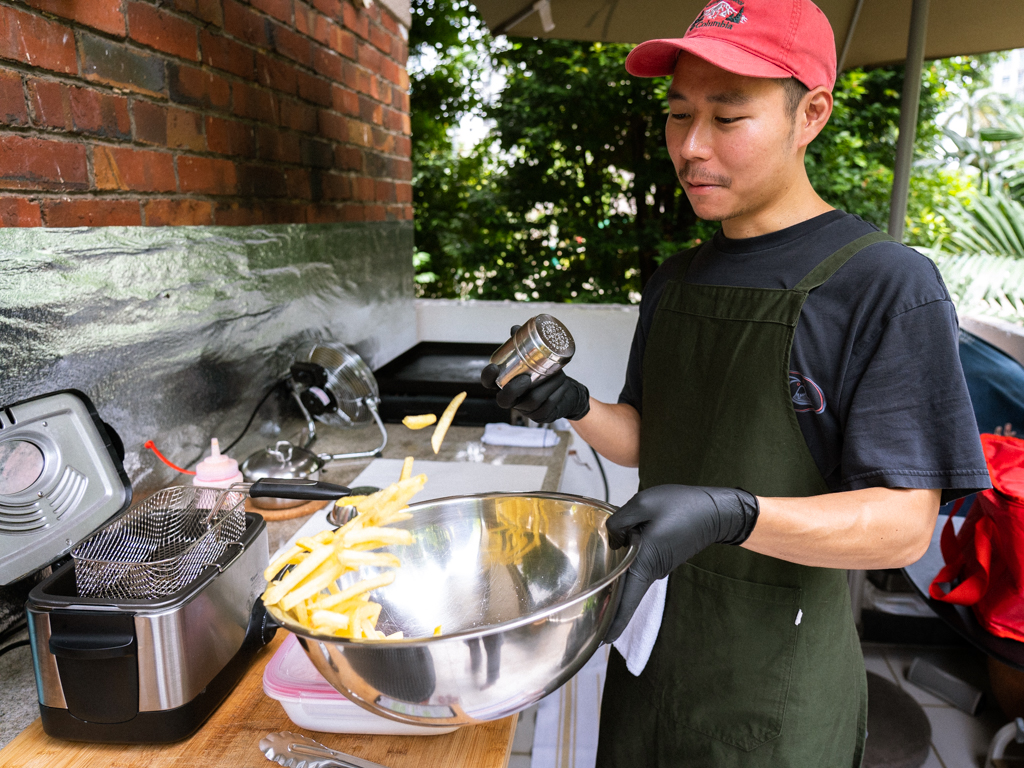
left=931, top=252, right=1024, bottom=323
left=941, top=191, right=1024, bottom=258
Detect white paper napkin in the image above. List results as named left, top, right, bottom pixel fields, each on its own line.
left=611, top=576, right=667, bottom=676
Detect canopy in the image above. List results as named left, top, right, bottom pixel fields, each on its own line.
left=477, top=0, right=1024, bottom=71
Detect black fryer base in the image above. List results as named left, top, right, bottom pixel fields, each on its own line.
left=39, top=600, right=277, bottom=743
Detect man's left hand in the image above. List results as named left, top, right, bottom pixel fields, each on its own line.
left=604, top=484, right=759, bottom=642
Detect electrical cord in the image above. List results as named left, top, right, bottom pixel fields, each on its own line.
left=590, top=444, right=610, bottom=503
left=0, top=639, right=29, bottom=659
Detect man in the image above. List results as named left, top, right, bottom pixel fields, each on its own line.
left=482, top=0, right=990, bottom=764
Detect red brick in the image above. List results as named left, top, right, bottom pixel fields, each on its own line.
left=374, top=180, right=395, bottom=202
left=0, top=8, right=77, bottom=74
left=357, top=41, right=381, bottom=73
left=381, top=57, right=401, bottom=86
left=294, top=3, right=315, bottom=36
left=351, top=175, right=373, bottom=201
left=388, top=157, right=411, bottom=181
left=256, top=125, right=300, bottom=163
left=80, top=34, right=165, bottom=96
left=0, top=197, right=42, bottom=226
left=296, top=71, right=331, bottom=106
left=256, top=53, right=297, bottom=94
left=24, top=0, right=125, bottom=36
left=253, top=0, right=294, bottom=24
left=284, top=167, right=311, bottom=199
left=347, top=119, right=370, bottom=147
left=233, top=82, right=278, bottom=120
left=331, top=85, right=358, bottom=116
left=144, top=198, right=214, bottom=225
left=380, top=10, right=398, bottom=35
left=0, top=72, right=27, bottom=126
left=0, top=135, right=88, bottom=190
left=384, top=106, right=403, bottom=132
left=317, top=109, right=346, bottom=141
left=376, top=78, right=392, bottom=106
left=134, top=101, right=205, bottom=150
left=313, top=46, right=344, bottom=83
left=43, top=198, right=142, bottom=226
left=339, top=202, right=364, bottom=221
left=224, top=0, right=269, bottom=48
left=357, top=94, right=379, bottom=125
left=202, top=31, right=256, bottom=79
left=312, top=0, right=343, bottom=20
left=369, top=24, right=390, bottom=54
left=279, top=97, right=316, bottom=133
left=394, top=135, right=410, bottom=157
left=174, top=0, right=224, bottom=27
left=372, top=126, right=393, bottom=153
left=391, top=36, right=407, bottom=66
left=318, top=16, right=354, bottom=58
left=364, top=203, right=385, bottom=221
left=322, top=172, right=349, bottom=200
left=178, top=155, right=238, bottom=194
left=214, top=201, right=265, bottom=225
left=271, top=23, right=311, bottom=66
left=335, top=145, right=360, bottom=170
left=94, top=146, right=177, bottom=192
left=341, top=2, right=368, bottom=39
left=395, top=181, right=411, bottom=203
left=394, top=89, right=409, bottom=113
left=60, top=85, right=132, bottom=137
left=128, top=3, right=199, bottom=61
left=169, top=64, right=231, bottom=110
left=206, top=116, right=256, bottom=157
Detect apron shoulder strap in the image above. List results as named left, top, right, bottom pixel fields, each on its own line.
left=793, top=230, right=895, bottom=293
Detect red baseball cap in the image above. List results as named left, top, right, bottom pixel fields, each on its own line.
left=625, top=0, right=837, bottom=91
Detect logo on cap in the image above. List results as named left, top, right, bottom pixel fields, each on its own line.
left=689, top=1, right=747, bottom=32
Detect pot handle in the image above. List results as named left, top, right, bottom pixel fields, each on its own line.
left=248, top=477, right=351, bottom=500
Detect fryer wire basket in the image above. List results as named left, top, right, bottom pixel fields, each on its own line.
left=72, top=485, right=247, bottom=600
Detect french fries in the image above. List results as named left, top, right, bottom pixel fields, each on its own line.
left=399, top=456, right=414, bottom=481
left=402, top=413, right=437, bottom=430
left=431, top=391, right=467, bottom=454
left=261, top=475, right=427, bottom=640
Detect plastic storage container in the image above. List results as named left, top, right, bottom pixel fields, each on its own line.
left=262, top=634, right=459, bottom=735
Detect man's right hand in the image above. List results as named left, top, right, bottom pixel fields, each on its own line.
left=481, top=365, right=590, bottom=423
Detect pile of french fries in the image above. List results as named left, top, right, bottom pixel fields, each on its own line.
left=261, top=470, right=427, bottom=640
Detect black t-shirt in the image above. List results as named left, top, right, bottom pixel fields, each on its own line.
left=618, top=210, right=991, bottom=503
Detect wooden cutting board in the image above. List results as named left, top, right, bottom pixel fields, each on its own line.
left=0, top=633, right=516, bottom=768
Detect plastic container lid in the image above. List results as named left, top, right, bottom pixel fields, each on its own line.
left=193, top=438, right=243, bottom=487
left=263, top=633, right=458, bottom=735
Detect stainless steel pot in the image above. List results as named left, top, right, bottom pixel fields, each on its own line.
left=268, top=492, right=637, bottom=726
left=241, top=441, right=324, bottom=510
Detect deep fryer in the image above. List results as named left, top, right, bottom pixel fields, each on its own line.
left=0, top=389, right=276, bottom=743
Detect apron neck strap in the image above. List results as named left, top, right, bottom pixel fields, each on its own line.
left=793, top=231, right=895, bottom=292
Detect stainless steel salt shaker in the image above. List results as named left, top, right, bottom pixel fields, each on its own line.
left=489, top=314, right=576, bottom=388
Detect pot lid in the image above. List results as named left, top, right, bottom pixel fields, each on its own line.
left=242, top=441, right=321, bottom=481
left=0, top=390, right=132, bottom=585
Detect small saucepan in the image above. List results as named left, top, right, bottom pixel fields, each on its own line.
left=241, top=440, right=325, bottom=510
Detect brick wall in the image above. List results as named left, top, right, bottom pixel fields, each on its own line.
left=0, top=0, right=412, bottom=226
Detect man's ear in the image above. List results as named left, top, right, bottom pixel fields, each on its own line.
left=795, top=87, right=833, bottom=149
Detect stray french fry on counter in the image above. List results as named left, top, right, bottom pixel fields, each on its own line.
left=402, top=413, right=437, bottom=430
left=261, top=474, right=427, bottom=640
left=431, top=391, right=467, bottom=454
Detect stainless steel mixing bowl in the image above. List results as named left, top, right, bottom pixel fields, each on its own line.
left=271, top=492, right=637, bottom=727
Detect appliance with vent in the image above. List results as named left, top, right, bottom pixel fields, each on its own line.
left=0, top=390, right=131, bottom=586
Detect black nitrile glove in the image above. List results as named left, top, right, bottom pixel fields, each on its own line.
left=603, top=485, right=759, bottom=643
left=481, top=326, right=590, bottom=423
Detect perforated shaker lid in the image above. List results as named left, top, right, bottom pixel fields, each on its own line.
left=532, top=314, right=576, bottom=361
left=0, top=390, right=132, bottom=585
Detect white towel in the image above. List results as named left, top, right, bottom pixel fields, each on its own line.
left=481, top=422, right=560, bottom=448
left=611, top=576, right=667, bottom=676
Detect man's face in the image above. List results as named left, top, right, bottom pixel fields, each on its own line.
left=665, top=52, right=803, bottom=225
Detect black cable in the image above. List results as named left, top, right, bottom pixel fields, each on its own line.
left=590, top=444, right=610, bottom=503
left=0, top=639, right=29, bottom=659
left=184, top=376, right=290, bottom=469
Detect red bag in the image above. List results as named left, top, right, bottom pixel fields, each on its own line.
left=929, top=433, right=1024, bottom=642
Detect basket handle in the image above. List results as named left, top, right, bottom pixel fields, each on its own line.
left=247, top=477, right=352, bottom=501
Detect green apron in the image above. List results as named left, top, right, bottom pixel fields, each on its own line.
left=596, top=231, right=892, bottom=767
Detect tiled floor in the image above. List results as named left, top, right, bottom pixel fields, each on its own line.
left=863, top=642, right=1008, bottom=768
left=511, top=643, right=1012, bottom=768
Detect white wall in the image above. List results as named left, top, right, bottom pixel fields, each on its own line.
left=415, top=299, right=641, bottom=505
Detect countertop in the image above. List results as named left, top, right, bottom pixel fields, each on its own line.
left=0, top=420, right=568, bottom=760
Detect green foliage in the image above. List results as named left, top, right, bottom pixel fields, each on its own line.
left=932, top=252, right=1024, bottom=321
left=939, top=190, right=1024, bottom=258
left=410, top=0, right=988, bottom=301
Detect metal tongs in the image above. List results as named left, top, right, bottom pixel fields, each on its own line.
left=260, top=731, right=389, bottom=768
